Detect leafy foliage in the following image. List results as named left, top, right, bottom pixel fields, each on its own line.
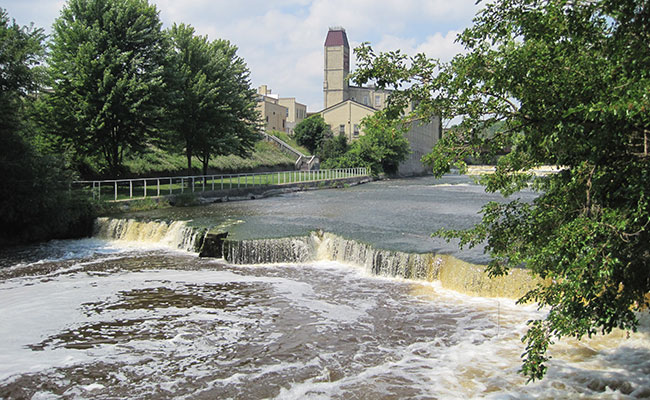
left=164, top=23, right=260, bottom=176
left=322, top=111, right=410, bottom=176
left=0, top=9, right=95, bottom=246
left=353, top=0, right=650, bottom=381
left=319, top=134, right=348, bottom=163
left=123, top=141, right=294, bottom=176
left=293, top=114, right=331, bottom=154
left=47, top=0, right=167, bottom=177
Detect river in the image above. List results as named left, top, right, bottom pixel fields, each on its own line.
left=1, top=176, right=649, bottom=399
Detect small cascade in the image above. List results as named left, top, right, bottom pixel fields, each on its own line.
left=93, top=217, right=207, bottom=252
left=316, top=232, right=441, bottom=281
left=225, top=231, right=442, bottom=282
left=224, top=236, right=315, bottom=264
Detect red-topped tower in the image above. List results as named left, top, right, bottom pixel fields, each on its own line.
left=323, top=27, right=350, bottom=108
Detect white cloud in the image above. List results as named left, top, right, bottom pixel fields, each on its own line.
left=2, top=0, right=479, bottom=111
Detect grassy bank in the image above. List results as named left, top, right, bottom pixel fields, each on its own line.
left=124, top=141, right=295, bottom=177
left=268, top=130, right=311, bottom=156
left=77, top=141, right=296, bottom=180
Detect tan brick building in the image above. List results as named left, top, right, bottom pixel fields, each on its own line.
left=257, top=85, right=307, bottom=135
left=278, top=97, right=307, bottom=135
left=256, top=85, right=288, bottom=133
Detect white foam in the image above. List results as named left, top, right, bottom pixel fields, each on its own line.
left=2, top=254, right=649, bottom=398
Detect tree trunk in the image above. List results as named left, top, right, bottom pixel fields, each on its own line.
left=202, top=151, right=210, bottom=184
left=186, top=146, right=193, bottom=176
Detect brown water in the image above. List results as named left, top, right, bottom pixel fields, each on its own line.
left=1, top=239, right=650, bottom=399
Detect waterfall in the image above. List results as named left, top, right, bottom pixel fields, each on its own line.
left=223, top=231, right=538, bottom=299
left=224, top=236, right=315, bottom=264
left=224, top=231, right=441, bottom=281
left=91, top=218, right=538, bottom=298
left=93, top=217, right=207, bottom=252
left=315, top=232, right=441, bottom=281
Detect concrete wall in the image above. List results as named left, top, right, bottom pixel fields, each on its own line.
left=398, top=116, right=441, bottom=176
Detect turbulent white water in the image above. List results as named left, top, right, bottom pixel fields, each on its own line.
left=1, top=237, right=650, bottom=399
left=93, top=217, right=206, bottom=252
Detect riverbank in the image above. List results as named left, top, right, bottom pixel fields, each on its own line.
left=98, top=174, right=373, bottom=214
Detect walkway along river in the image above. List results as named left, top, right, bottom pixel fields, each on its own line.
left=0, top=175, right=649, bottom=398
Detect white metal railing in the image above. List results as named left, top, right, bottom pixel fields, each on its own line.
left=74, top=167, right=369, bottom=201
left=261, top=131, right=322, bottom=171
left=295, top=155, right=319, bottom=170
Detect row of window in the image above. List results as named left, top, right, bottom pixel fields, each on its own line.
left=285, top=108, right=306, bottom=120
left=339, top=124, right=360, bottom=136
left=354, top=94, right=383, bottom=107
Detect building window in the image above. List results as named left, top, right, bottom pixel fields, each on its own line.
left=282, top=120, right=285, bottom=128
left=375, top=95, right=381, bottom=107
left=266, top=116, right=269, bottom=122
left=363, top=96, right=369, bottom=105
left=353, top=124, right=359, bottom=137
left=339, top=124, right=345, bottom=135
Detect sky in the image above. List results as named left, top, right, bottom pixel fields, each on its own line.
left=3, top=0, right=480, bottom=112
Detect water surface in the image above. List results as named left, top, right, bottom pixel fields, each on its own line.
left=126, top=175, right=536, bottom=264
left=1, top=240, right=649, bottom=399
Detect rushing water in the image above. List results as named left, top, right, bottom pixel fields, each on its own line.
left=123, top=175, right=533, bottom=264
left=1, top=176, right=650, bottom=399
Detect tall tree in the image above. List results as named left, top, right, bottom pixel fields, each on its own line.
left=48, top=0, right=166, bottom=177
left=0, top=9, right=44, bottom=134
left=353, top=0, right=650, bottom=381
left=0, top=9, right=94, bottom=246
left=165, top=23, right=260, bottom=176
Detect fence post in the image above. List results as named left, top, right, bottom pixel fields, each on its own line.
left=157, top=179, right=160, bottom=197
left=115, top=182, right=117, bottom=201
left=212, top=176, right=215, bottom=191
left=129, top=180, right=133, bottom=199
left=181, top=178, right=184, bottom=193
left=192, top=177, right=195, bottom=192
left=97, top=182, right=101, bottom=202
left=144, top=179, right=147, bottom=198
left=170, top=178, right=173, bottom=195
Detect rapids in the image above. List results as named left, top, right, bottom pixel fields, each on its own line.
left=1, top=175, right=649, bottom=399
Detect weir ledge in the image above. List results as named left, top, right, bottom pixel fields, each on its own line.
left=213, top=230, right=540, bottom=299
left=93, top=217, right=539, bottom=300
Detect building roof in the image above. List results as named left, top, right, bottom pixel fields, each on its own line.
left=318, top=98, right=377, bottom=114
left=324, top=28, right=349, bottom=48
